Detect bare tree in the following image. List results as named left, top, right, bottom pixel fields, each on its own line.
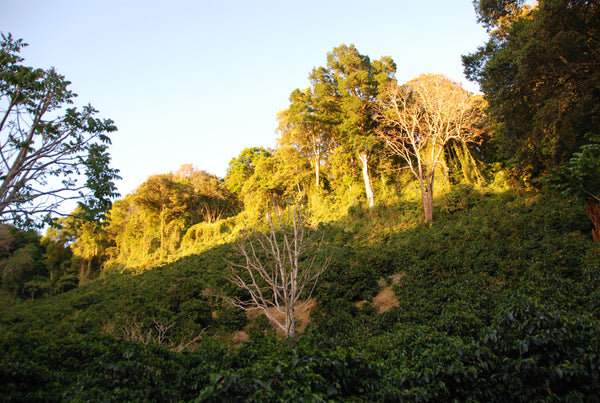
left=376, top=74, right=483, bottom=221
left=228, top=205, right=330, bottom=338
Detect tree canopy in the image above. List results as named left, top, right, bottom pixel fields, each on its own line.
left=376, top=74, right=484, bottom=221
left=277, top=44, right=396, bottom=207
left=463, top=0, right=600, bottom=181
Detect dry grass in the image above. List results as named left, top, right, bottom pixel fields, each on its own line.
left=371, top=273, right=403, bottom=313
left=240, top=273, right=404, bottom=338
left=245, top=299, right=319, bottom=337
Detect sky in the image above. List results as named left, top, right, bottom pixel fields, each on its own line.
left=2, top=0, right=489, bottom=198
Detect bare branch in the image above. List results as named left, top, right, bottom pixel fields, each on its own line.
left=376, top=75, right=484, bottom=221
left=227, top=204, right=330, bottom=338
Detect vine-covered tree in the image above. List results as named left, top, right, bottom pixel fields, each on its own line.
left=376, top=74, right=483, bottom=221
left=135, top=174, right=191, bottom=260
left=0, top=33, right=120, bottom=228
left=225, top=147, right=272, bottom=195
left=174, top=165, right=238, bottom=223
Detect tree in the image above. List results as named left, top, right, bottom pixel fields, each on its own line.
left=463, top=0, right=600, bottom=181
left=472, top=0, right=528, bottom=30
left=312, top=45, right=396, bottom=207
left=134, top=174, right=192, bottom=260
left=376, top=74, right=483, bottom=221
left=277, top=87, right=337, bottom=188
left=174, top=165, right=238, bottom=223
left=228, top=205, right=330, bottom=338
left=40, top=226, right=73, bottom=282
left=68, top=217, right=109, bottom=283
left=237, top=150, right=307, bottom=220
left=0, top=33, right=120, bottom=228
left=225, top=147, right=272, bottom=195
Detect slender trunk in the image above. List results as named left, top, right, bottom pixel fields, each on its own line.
left=86, top=259, right=92, bottom=282
left=358, top=151, right=374, bottom=208
left=423, top=171, right=435, bottom=222
left=315, top=155, right=320, bottom=188
left=160, top=205, right=165, bottom=258
left=286, top=307, right=295, bottom=338
left=586, top=198, right=600, bottom=241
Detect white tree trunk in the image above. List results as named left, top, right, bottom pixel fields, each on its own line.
left=315, top=152, right=321, bottom=188
left=358, top=151, right=374, bottom=208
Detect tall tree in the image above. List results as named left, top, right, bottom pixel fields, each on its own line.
left=277, top=87, right=337, bottom=188
left=463, top=0, right=600, bottom=181
left=376, top=74, right=483, bottom=221
left=0, top=34, right=120, bottom=228
left=313, top=44, right=396, bottom=207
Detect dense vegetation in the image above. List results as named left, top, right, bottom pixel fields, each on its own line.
left=2, top=0, right=600, bottom=400
left=2, top=188, right=600, bottom=400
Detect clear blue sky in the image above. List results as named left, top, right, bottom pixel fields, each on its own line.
left=2, top=0, right=489, bottom=197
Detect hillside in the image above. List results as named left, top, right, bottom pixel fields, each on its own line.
left=2, top=187, right=600, bottom=401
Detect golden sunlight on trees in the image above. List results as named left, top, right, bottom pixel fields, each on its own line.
left=278, top=45, right=396, bottom=208
left=228, top=205, right=330, bottom=338
left=376, top=74, right=484, bottom=221
left=320, top=45, right=396, bottom=208
left=277, top=87, right=337, bottom=189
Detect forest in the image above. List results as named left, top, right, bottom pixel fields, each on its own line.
left=1, top=0, right=600, bottom=400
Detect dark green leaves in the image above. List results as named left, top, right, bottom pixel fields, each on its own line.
left=464, top=0, right=600, bottom=182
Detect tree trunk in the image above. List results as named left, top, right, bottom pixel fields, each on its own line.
left=315, top=157, right=320, bottom=188
left=160, top=205, right=166, bottom=259
left=286, top=308, right=295, bottom=339
left=586, top=198, right=600, bottom=241
left=423, top=171, right=435, bottom=222
left=358, top=151, right=374, bottom=208
left=424, top=193, right=434, bottom=222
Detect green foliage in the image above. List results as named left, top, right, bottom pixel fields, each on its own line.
left=317, top=246, right=382, bottom=303
left=225, top=147, right=272, bottom=195
left=464, top=0, right=600, bottom=181
left=0, top=33, right=120, bottom=228
left=0, top=224, right=58, bottom=298
left=81, top=166, right=241, bottom=270
left=549, top=134, right=600, bottom=203
left=2, top=32, right=600, bottom=401
left=2, top=189, right=600, bottom=400
left=440, top=183, right=481, bottom=213
left=481, top=306, right=600, bottom=400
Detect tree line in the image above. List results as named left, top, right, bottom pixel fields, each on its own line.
left=1, top=0, right=599, bottom=298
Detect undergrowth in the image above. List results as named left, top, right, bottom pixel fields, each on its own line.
left=2, top=187, right=600, bottom=400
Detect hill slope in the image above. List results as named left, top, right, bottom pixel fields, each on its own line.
left=2, top=188, right=600, bottom=400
